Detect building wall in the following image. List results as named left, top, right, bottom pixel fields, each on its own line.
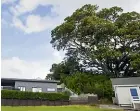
left=15, top=81, right=57, bottom=93
left=114, top=85, right=140, bottom=106
left=116, top=86, right=132, bottom=105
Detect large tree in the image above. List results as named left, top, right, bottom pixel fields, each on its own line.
left=51, top=4, right=140, bottom=77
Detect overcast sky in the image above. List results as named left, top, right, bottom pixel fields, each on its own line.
left=1, top=0, right=140, bottom=79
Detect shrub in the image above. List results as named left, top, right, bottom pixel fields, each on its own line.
left=63, top=90, right=71, bottom=96
left=1, top=90, right=69, bottom=101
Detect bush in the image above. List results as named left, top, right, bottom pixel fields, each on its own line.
left=93, top=79, right=114, bottom=100
left=63, top=90, right=71, bottom=96
left=1, top=90, right=69, bottom=101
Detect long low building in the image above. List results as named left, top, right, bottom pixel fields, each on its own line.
left=1, top=78, right=59, bottom=93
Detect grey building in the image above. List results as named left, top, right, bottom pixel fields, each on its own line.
left=1, top=78, right=59, bottom=93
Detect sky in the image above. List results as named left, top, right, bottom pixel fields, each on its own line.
left=1, top=0, right=140, bottom=79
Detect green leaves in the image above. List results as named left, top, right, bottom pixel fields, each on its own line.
left=63, top=73, right=113, bottom=99
left=47, top=57, right=83, bottom=81
left=97, top=6, right=123, bottom=21
left=50, top=4, right=140, bottom=77
left=1, top=90, right=69, bottom=100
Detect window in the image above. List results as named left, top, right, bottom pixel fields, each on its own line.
left=130, top=88, right=139, bottom=100
left=130, top=88, right=138, bottom=96
left=32, top=87, right=42, bottom=92
left=1, top=86, right=3, bottom=90
left=18, top=86, right=25, bottom=91
left=47, top=88, right=55, bottom=92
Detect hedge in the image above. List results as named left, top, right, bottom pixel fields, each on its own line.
left=1, top=90, right=69, bottom=101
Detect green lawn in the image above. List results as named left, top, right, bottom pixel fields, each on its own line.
left=1, top=105, right=122, bottom=111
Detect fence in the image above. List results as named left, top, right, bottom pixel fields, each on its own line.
left=70, top=95, right=98, bottom=105
left=1, top=99, right=69, bottom=106
left=1, top=96, right=98, bottom=106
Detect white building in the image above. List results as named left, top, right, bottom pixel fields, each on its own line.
left=111, top=77, right=140, bottom=108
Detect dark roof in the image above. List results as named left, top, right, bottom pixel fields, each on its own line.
left=111, top=77, right=140, bottom=85
left=1, top=78, right=59, bottom=83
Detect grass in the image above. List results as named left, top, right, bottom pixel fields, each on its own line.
left=1, top=105, right=122, bottom=111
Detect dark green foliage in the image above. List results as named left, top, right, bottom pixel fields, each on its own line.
left=1, top=90, right=69, bottom=100
left=63, top=90, right=72, bottom=96
left=63, top=73, right=113, bottom=100
left=45, top=73, right=54, bottom=80
left=46, top=57, right=84, bottom=81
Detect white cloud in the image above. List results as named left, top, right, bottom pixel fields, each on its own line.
left=10, top=0, right=50, bottom=16
left=1, top=57, right=48, bottom=79
left=1, top=51, right=63, bottom=79
left=12, top=17, right=26, bottom=31
left=9, top=0, right=140, bottom=34
left=12, top=15, right=59, bottom=33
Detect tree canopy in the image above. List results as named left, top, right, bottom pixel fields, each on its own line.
left=51, top=4, right=140, bottom=77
